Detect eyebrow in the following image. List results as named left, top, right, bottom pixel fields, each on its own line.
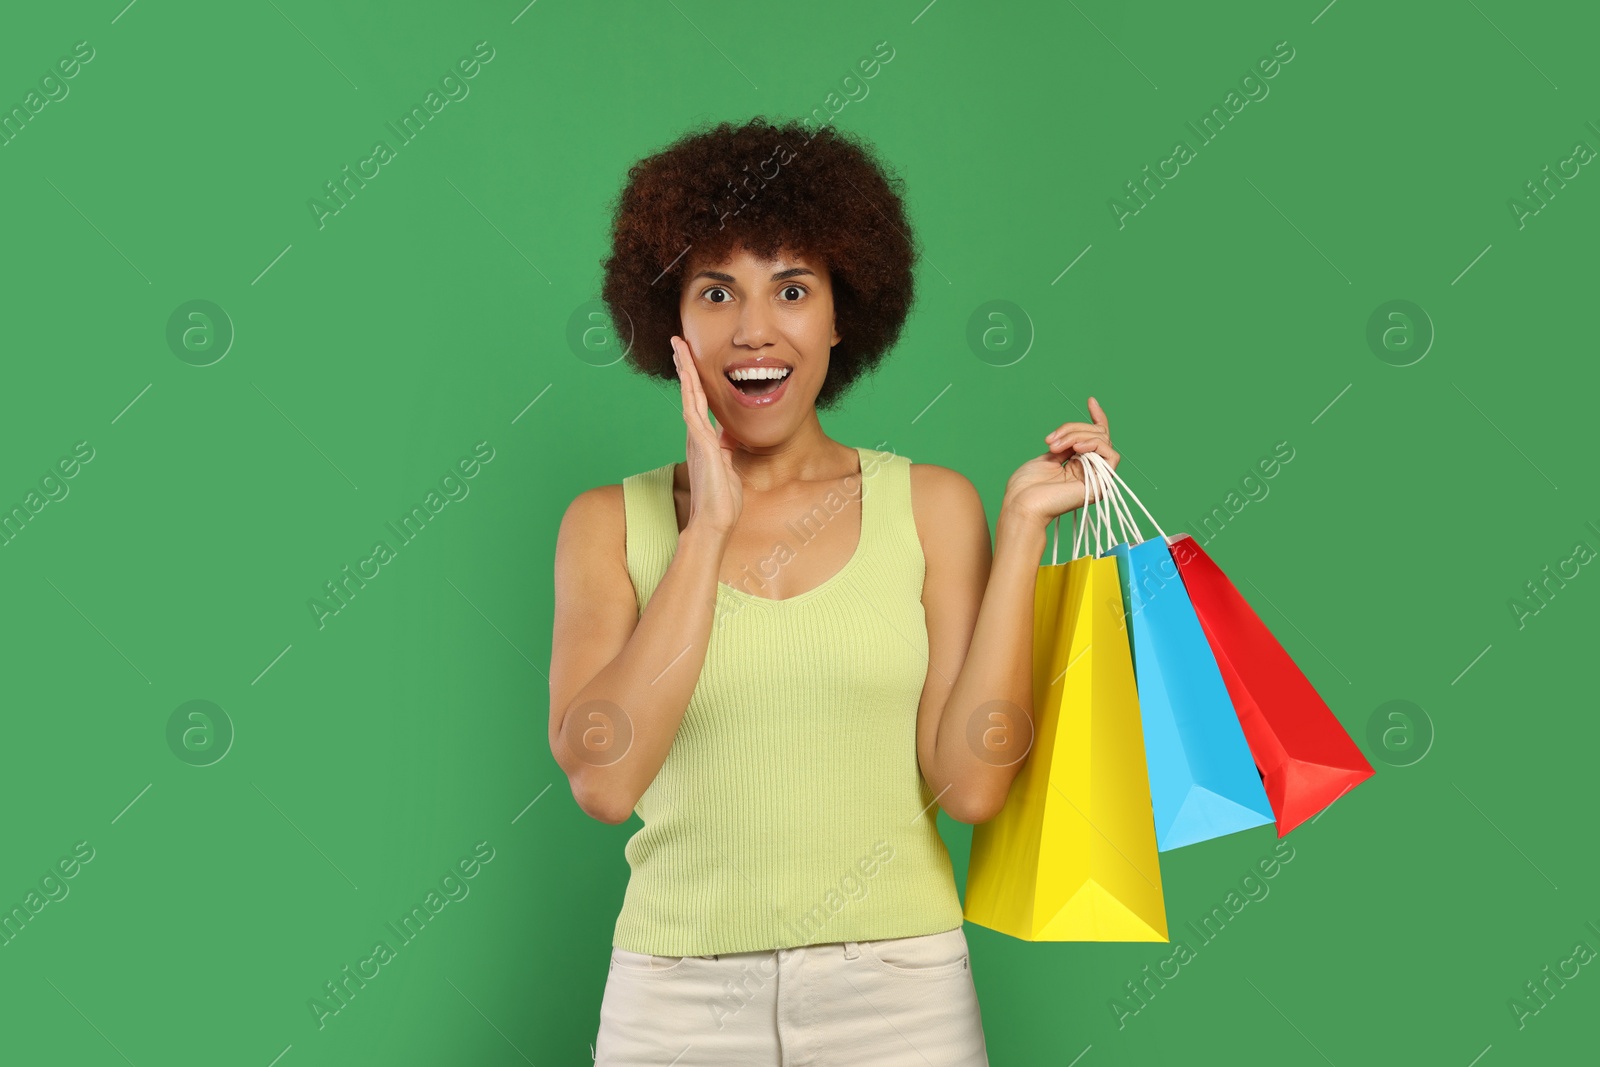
left=690, top=267, right=816, bottom=284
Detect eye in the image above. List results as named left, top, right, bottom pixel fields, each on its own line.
left=702, top=286, right=733, bottom=303
left=779, top=284, right=807, bottom=301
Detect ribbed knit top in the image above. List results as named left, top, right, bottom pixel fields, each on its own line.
left=613, top=445, right=966, bottom=956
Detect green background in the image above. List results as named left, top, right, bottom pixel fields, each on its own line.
left=2, top=0, right=1594, bottom=1064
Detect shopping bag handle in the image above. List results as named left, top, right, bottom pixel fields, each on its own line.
left=1051, top=458, right=1104, bottom=565
left=1059, top=452, right=1137, bottom=559
left=1082, top=451, right=1155, bottom=546
left=1089, top=452, right=1146, bottom=547
left=1080, top=451, right=1168, bottom=544
left=1067, top=460, right=1090, bottom=562
left=1049, top=453, right=1136, bottom=564
left=1069, top=454, right=1115, bottom=561
left=1069, top=460, right=1094, bottom=561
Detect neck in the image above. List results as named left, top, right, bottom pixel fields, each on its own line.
left=720, top=417, right=855, bottom=492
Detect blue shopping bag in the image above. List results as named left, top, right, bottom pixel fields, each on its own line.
left=1077, top=454, right=1275, bottom=851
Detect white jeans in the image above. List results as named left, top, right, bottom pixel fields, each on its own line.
left=593, top=925, right=989, bottom=1065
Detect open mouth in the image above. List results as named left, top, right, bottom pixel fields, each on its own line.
left=726, top=366, right=792, bottom=398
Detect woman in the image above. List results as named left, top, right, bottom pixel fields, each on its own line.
left=549, top=117, right=1119, bottom=1065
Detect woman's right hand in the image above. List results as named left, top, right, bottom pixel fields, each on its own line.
left=671, top=335, right=742, bottom=536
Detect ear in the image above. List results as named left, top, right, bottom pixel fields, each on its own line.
left=831, top=317, right=841, bottom=348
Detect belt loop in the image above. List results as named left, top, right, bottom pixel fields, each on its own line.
left=842, top=941, right=860, bottom=960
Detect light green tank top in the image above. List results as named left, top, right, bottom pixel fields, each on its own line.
left=613, top=445, right=966, bottom=956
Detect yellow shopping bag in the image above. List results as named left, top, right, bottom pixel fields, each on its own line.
left=963, top=547, right=1169, bottom=942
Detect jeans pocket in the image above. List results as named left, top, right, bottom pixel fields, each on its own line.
left=610, top=947, right=689, bottom=976
left=859, top=927, right=970, bottom=979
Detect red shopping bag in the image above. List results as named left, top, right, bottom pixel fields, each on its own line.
left=1167, top=534, right=1373, bottom=834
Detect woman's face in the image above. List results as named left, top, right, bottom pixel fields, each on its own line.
left=677, top=245, right=840, bottom=446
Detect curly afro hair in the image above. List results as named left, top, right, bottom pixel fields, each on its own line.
left=599, top=116, right=918, bottom=411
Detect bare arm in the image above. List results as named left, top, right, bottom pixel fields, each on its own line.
left=548, top=486, right=730, bottom=824
left=911, top=467, right=1044, bottom=824
left=913, top=397, right=1121, bottom=823
left=549, top=334, right=742, bottom=824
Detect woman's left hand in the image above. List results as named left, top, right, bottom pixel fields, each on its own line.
left=1002, top=396, right=1120, bottom=524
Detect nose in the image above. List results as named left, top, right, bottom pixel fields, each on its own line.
left=731, top=297, right=776, bottom=348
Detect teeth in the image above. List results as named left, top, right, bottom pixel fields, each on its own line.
left=727, top=367, right=792, bottom=381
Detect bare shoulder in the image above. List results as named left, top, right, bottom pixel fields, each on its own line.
left=907, top=462, right=981, bottom=508
left=906, top=462, right=989, bottom=558
left=554, top=483, right=626, bottom=577
left=561, top=482, right=623, bottom=525
left=549, top=480, right=637, bottom=752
